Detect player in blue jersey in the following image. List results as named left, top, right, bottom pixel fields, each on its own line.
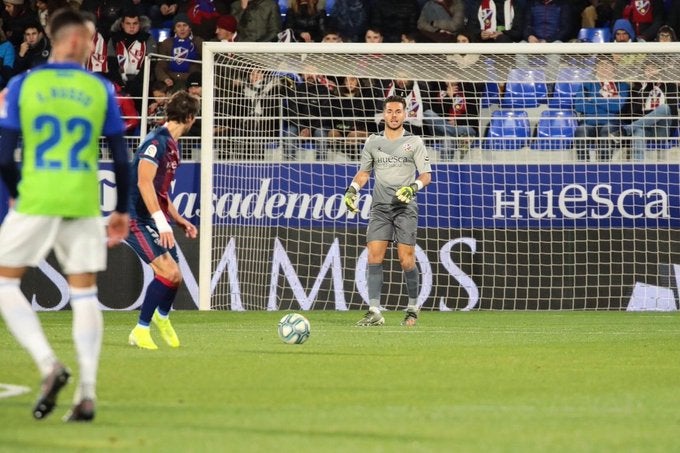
left=126, top=90, right=199, bottom=350
left=343, top=95, right=432, bottom=327
left=0, top=9, right=130, bottom=422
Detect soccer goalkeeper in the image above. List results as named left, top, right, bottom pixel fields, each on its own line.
left=344, top=95, right=432, bottom=327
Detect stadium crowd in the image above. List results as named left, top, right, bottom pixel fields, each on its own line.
left=2, top=0, right=680, bottom=161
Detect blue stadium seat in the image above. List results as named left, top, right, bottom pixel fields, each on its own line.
left=577, top=27, right=612, bottom=43
left=501, top=69, right=548, bottom=109
left=548, top=67, right=592, bottom=109
left=150, top=27, right=171, bottom=43
left=483, top=110, right=531, bottom=151
left=481, top=82, right=501, bottom=107
left=531, top=109, right=578, bottom=151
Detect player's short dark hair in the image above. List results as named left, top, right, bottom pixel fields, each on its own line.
left=166, top=91, right=200, bottom=123
left=384, top=95, right=406, bottom=110
left=48, top=8, right=87, bottom=41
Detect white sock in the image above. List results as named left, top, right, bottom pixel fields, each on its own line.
left=70, top=286, right=102, bottom=402
left=0, top=277, right=57, bottom=378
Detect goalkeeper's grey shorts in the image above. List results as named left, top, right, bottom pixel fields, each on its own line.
left=366, top=202, right=418, bottom=246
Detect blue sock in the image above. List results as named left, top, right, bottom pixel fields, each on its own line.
left=138, top=276, right=178, bottom=326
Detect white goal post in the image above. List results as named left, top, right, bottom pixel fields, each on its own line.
left=199, top=41, right=680, bottom=312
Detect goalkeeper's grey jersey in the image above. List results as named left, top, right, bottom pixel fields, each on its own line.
left=359, top=131, right=432, bottom=205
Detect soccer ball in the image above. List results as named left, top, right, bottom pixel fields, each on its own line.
left=277, top=313, right=311, bottom=345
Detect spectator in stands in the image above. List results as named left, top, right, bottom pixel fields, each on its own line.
left=148, top=80, right=170, bottom=129
left=574, top=56, right=630, bottom=161
left=321, top=26, right=343, bottom=42
left=85, top=19, right=108, bottom=75
left=230, top=0, right=282, bottom=42
left=327, top=76, right=380, bottom=159
left=284, top=69, right=336, bottom=160
left=369, top=0, right=421, bottom=43
left=149, top=1, right=179, bottom=28
left=284, top=0, right=326, bottom=42
left=365, top=27, right=384, bottom=43
left=611, top=18, right=646, bottom=66
left=523, top=0, right=572, bottom=42
left=328, top=0, right=368, bottom=42
left=620, top=26, right=680, bottom=160
left=417, top=0, right=465, bottom=42
left=2, top=0, right=40, bottom=48
left=448, top=30, right=482, bottom=68
left=35, top=0, right=48, bottom=28
left=468, top=0, right=526, bottom=43
left=187, top=0, right=229, bottom=40
left=580, top=0, right=616, bottom=28
left=614, top=0, right=664, bottom=42
left=13, top=23, right=50, bottom=75
left=0, top=20, right=14, bottom=89
left=229, top=67, right=286, bottom=159
left=80, top=1, right=123, bottom=40
left=108, top=9, right=158, bottom=106
left=34, top=0, right=70, bottom=29
left=215, top=14, right=238, bottom=41
left=155, top=13, right=203, bottom=91
left=612, top=17, right=637, bottom=42
left=424, top=79, right=482, bottom=159
left=656, top=24, right=677, bottom=42
left=184, top=72, right=203, bottom=137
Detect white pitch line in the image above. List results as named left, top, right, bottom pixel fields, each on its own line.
left=0, top=383, right=31, bottom=399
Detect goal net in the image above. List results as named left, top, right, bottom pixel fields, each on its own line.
left=199, top=42, right=680, bottom=311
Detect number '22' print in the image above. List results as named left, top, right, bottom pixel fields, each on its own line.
left=34, top=114, right=92, bottom=170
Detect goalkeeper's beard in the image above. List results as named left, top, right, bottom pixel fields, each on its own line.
left=385, top=120, right=404, bottom=132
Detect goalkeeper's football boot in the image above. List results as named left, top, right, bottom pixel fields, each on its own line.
left=33, top=363, right=71, bottom=420
left=401, top=308, right=419, bottom=327
left=152, top=311, right=180, bottom=348
left=63, top=398, right=95, bottom=422
left=356, top=308, right=385, bottom=326
left=128, top=326, right=158, bottom=350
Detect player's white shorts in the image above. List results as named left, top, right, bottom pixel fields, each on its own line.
left=0, top=211, right=107, bottom=274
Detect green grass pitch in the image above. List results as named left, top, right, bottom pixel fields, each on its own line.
left=1, top=311, right=679, bottom=452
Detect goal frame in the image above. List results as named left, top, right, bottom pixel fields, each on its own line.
left=199, top=41, right=680, bottom=311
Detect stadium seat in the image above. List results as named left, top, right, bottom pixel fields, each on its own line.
left=548, top=67, right=592, bottom=109
left=150, top=27, right=171, bottom=43
left=531, top=109, right=578, bottom=151
left=577, top=27, right=612, bottom=43
left=481, top=82, right=501, bottom=107
left=483, top=110, right=531, bottom=151
left=501, top=69, right=548, bottom=109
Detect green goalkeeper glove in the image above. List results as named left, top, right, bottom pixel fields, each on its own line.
left=395, top=183, right=420, bottom=204
left=344, top=185, right=359, bottom=213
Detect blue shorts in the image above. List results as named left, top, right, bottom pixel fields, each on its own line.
left=126, top=218, right=179, bottom=264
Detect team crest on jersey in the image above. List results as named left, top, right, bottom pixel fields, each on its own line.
left=402, top=143, right=413, bottom=154
left=144, top=144, right=158, bottom=157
